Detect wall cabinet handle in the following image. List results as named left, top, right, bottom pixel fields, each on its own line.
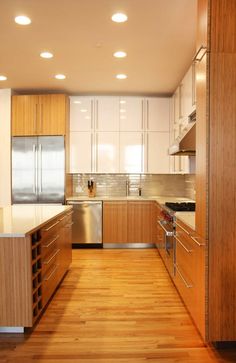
left=193, top=45, right=207, bottom=62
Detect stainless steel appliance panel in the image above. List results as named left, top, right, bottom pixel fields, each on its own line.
left=38, top=136, right=65, bottom=204
left=12, top=137, right=38, bottom=203
left=67, top=201, right=102, bottom=244
left=12, top=136, right=65, bottom=204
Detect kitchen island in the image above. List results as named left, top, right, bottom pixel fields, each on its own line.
left=0, top=205, right=73, bottom=333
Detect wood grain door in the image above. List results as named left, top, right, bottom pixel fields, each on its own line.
left=127, top=201, right=154, bottom=243
left=39, top=94, right=67, bottom=135
left=103, top=201, right=128, bottom=243
left=12, top=95, right=39, bottom=136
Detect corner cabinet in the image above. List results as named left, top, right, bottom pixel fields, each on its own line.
left=12, top=94, right=68, bottom=136
left=69, top=96, right=170, bottom=174
left=0, top=209, right=72, bottom=330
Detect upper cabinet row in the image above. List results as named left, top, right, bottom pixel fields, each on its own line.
left=170, top=63, right=196, bottom=174
left=70, top=96, right=170, bottom=132
left=11, top=94, right=68, bottom=136
left=69, top=96, right=170, bottom=174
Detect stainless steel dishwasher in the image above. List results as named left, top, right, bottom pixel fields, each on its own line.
left=67, top=200, right=102, bottom=247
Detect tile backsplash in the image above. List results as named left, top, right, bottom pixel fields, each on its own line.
left=67, top=174, right=195, bottom=200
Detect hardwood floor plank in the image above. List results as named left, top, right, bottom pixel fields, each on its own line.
left=0, top=249, right=236, bottom=362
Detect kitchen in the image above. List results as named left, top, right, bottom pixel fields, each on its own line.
left=0, top=0, right=236, bottom=362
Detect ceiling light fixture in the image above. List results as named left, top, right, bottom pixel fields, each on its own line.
left=0, top=75, right=7, bottom=81
left=55, top=74, right=66, bottom=80
left=113, top=51, right=127, bottom=58
left=111, top=13, right=128, bottom=23
left=116, top=74, right=127, bottom=80
left=15, top=15, right=31, bottom=25
left=40, top=52, right=53, bottom=59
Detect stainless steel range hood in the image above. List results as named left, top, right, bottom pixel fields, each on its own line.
left=169, top=112, right=196, bottom=156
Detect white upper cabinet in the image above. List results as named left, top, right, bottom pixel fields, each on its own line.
left=146, top=98, right=170, bottom=132
left=181, top=64, right=196, bottom=118
left=95, top=132, right=119, bottom=173
left=70, top=132, right=93, bottom=173
left=119, top=132, right=144, bottom=173
left=146, top=132, right=170, bottom=173
left=95, top=97, right=120, bottom=131
left=70, top=96, right=93, bottom=131
left=119, top=97, right=144, bottom=131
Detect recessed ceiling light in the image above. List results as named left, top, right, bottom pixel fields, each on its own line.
left=120, top=100, right=126, bottom=104
left=40, top=52, right=53, bottom=59
left=111, top=13, right=128, bottom=23
left=73, top=100, right=81, bottom=104
left=80, top=109, right=87, bottom=113
left=116, top=74, right=127, bottom=80
left=55, top=74, right=66, bottom=80
left=0, top=75, right=7, bottom=81
left=120, top=109, right=126, bottom=113
left=15, top=15, right=31, bottom=25
left=113, top=51, right=127, bottom=58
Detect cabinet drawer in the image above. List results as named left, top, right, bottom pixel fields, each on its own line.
left=175, top=235, right=195, bottom=284
left=41, top=218, right=61, bottom=239
left=42, top=263, right=59, bottom=307
left=174, top=263, right=195, bottom=314
left=42, top=247, right=60, bottom=276
left=41, top=234, right=60, bottom=258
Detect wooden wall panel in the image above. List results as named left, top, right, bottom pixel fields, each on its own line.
left=195, top=52, right=208, bottom=240
left=0, top=237, right=32, bottom=327
left=208, top=53, right=236, bottom=341
left=210, top=0, right=236, bottom=53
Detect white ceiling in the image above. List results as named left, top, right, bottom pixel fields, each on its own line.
left=0, top=0, right=197, bottom=96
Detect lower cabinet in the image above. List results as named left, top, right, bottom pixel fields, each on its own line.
left=0, top=208, right=72, bottom=329
left=103, top=202, right=128, bottom=243
left=41, top=211, right=73, bottom=308
left=127, top=201, right=155, bottom=243
left=103, top=201, right=155, bottom=244
left=174, top=219, right=205, bottom=338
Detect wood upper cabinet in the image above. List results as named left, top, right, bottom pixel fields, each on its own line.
left=103, top=201, right=128, bottom=243
left=127, top=201, right=155, bottom=243
left=12, top=94, right=68, bottom=136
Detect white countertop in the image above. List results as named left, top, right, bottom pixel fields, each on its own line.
left=0, top=205, right=72, bottom=238
left=66, top=195, right=196, bottom=230
left=66, top=195, right=193, bottom=204
left=175, top=212, right=195, bottom=231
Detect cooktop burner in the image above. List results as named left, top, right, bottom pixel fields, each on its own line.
left=165, top=202, right=195, bottom=212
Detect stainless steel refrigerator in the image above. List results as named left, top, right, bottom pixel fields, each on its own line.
left=12, top=136, right=65, bottom=204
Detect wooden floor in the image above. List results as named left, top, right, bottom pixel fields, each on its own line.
left=0, top=249, right=236, bottom=363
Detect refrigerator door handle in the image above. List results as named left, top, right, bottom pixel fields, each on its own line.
left=38, top=143, right=42, bottom=193
left=33, top=144, right=37, bottom=194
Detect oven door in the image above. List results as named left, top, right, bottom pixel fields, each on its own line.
left=157, top=220, right=175, bottom=276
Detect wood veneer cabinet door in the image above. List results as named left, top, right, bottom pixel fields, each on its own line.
left=11, top=94, right=68, bottom=136
left=12, top=95, right=39, bottom=136
left=39, top=94, right=67, bottom=136
left=103, top=201, right=128, bottom=243
left=127, top=201, right=154, bottom=243
left=195, top=0, right=208, bottom=240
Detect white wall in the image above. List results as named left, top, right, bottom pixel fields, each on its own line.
left=0, top=89, right=11, bottom=206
